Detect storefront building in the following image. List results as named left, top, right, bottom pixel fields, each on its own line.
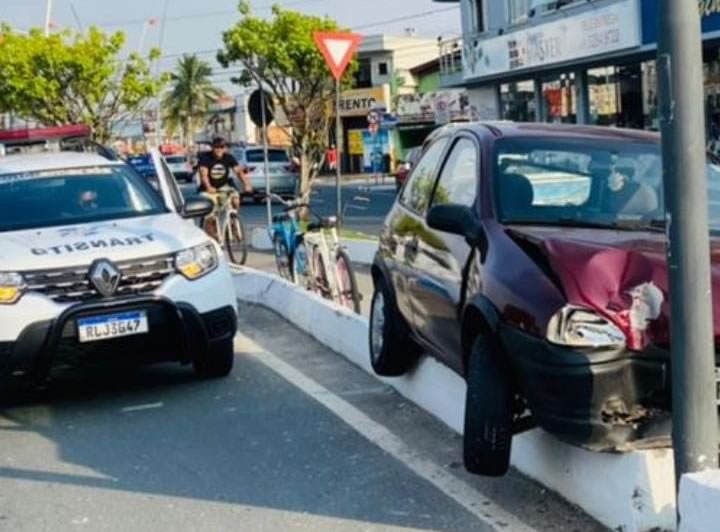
left=445, top=0, right=720, bottom=136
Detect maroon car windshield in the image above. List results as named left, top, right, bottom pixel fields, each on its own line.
left=494, top=137, right=720, bottom=231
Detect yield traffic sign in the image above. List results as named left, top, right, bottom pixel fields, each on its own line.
left=313, top=32, right=363, bottom=81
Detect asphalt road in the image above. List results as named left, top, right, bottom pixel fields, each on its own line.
left=180, top=178, right=396, bottom=238
left=0, top=305, right=607, bottom=532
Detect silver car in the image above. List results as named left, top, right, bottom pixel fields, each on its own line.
left=164, top=154, right=193, bottom=182
left=231, top=146, right=298, bottom=203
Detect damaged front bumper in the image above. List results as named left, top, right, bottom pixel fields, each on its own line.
left=499, top=326, right=713, bottom=452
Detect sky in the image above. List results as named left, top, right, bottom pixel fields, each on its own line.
left=0, top=0, right=462, bottom=92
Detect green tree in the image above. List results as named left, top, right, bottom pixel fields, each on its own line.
left=0, top=26, right=163, bottom=142
left=219, top=2, right=355, bottom=202
left=163, top=54, right=223, bottom=147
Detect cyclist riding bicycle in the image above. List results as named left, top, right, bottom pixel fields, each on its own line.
left=198, top=137, right=253, bottom=239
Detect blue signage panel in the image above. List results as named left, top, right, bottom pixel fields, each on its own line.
left=642, top=0, right=720, bottom=44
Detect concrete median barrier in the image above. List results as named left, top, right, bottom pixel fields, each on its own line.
left=232, top=266, right=678, bottom=532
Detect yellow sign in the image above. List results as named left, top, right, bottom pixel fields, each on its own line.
left=348, top=130, right=364, bottom=155
left=339, top=87, right=388, bottom=117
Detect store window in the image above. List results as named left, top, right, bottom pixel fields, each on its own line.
left=500, top=80, right=536, bottom=122
left=542, top=73, right=576, bottom=123
left=535, top=0, right=582, bottom=14
left=642, top=61, right=659, bottom=131
left=473, top=0, right=486, bottom=33
left=587, top=65, right=644, bottom=129
left=507, top=0, right=530, bottom=25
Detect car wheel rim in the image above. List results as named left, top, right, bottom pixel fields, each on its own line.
left=371, top=291, right=385, bottom=361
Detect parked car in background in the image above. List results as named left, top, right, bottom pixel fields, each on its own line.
left=394, top=146, right=423, bottom=192
left=370, top=122, right=720, bottom=477
left=165, top=154, right=193, bottom=182
left=230, top=146, right=298, bottom=203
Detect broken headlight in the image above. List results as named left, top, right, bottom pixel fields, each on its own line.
left=547, top=306, right=626, bottom=348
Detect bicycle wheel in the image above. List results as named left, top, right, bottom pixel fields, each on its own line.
left=273, top=234, right=292, bottom=280
left=292, top=240, right=311, bottom=289
left=313, top=250, right=332, bottom=301
left=225, top=213, right=248, bottom=266
left=335, top=249, right=362, bottom=314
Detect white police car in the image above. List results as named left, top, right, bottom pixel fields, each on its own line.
left=0, top=134, right=238, bottom=381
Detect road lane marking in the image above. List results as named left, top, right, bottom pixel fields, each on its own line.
left=121, top=402, right=164, bottom=413
left=236, top=335, right=539, bottom=532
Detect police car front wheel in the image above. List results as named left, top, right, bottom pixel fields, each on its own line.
left=193, top=338, right=235, bottom=379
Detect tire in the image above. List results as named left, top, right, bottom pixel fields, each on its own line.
left=225, top=214, right=248, bottom=266
left=313, top=250, right=331, bottom=300
left=335, top=250, right=361, bottom=314
left=463, top=336, right=513, bottom=477
left=193, top=338, right=234, bottom=379
left=274, top=235, right=292, bottom=280
left=369, top=277, right=420, bottom=376
left=292, top=240, right=311, bottom=289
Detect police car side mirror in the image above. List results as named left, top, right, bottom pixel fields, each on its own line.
left=182, top=197, right=214, bottom=219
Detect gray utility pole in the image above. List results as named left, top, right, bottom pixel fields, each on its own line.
left=658, top=0, right=719, bottom=491
left=336, top=77, right=343, bottom=226
left=44, top=0, right=53, bottom=36
left=260, top=87, right=272, bottom=227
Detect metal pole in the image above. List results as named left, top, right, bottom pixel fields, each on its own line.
left=336, top=77, right=342, bottom=226
left=658, top=0, right=719, bottom=491
left=44, top=0, right=53, bottom=36
left=155, top=0, right=171, bottom=148
left=260, top=86, right=272, bottom=227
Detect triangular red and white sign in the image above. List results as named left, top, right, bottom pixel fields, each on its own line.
left=314, top=32, right=363, bottom=81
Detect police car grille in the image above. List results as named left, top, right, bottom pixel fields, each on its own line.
left=23, top=255, right=176, bottom=303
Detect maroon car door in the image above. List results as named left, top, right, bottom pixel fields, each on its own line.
left=387, top=137, right=451, bottom=328
left=405, top=136, right=479, bottom=370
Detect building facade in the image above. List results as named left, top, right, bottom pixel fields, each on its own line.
left=438, top=0, right=720, bottom=136
left=341, top=34, right=439, bottom=173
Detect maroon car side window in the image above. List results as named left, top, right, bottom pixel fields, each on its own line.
left=432, top=138, right=478, bottom=208
left=399, top=138, right=450, bottom=213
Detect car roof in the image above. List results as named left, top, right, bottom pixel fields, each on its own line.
left=0, top=152, right=124, bottom=175
left=451, top=122, right=660, bottom=143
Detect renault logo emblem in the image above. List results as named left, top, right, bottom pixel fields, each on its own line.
left=89, top=259, right=121, bottom=298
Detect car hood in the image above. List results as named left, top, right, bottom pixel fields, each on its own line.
left=0, top=213, right=209, bottom=271
left=507, top=225, right=720, bottom=349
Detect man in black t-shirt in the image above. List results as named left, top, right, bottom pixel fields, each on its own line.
left=198, top=137, right=253, bottom=209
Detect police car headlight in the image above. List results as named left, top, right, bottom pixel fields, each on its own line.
left=175, top=244, right=218, bottom=280
left=547, top=306, right=626, bottom=348
left=0, top=272, right=25, bottom=305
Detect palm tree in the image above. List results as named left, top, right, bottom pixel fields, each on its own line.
left=163, top=54, right=223, bottom=147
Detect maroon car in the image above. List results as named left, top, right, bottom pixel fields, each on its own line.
left=369, top=122, right=720, bottom=477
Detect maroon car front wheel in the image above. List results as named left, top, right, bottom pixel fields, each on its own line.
left=463, top=335, right=513, bottom=477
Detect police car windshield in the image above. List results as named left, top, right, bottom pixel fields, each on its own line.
left=0, top=166, right=167, bottom=232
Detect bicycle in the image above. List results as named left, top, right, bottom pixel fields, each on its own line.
left=266, top=194, right=361, bottom=314
left=266, top=193, right=303, bottom=281
left=203, top=189, right=248, bottom=266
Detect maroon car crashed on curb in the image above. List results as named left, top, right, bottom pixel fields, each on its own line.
left=368, top=122, right=720, bottom=477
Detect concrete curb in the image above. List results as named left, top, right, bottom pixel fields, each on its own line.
left=232, top=267, right=677, bottom=532
left=680, top=471, right=720, bottom=532
left=250, top=227, right=378, bottom=265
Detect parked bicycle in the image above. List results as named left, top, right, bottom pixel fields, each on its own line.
left=267, top=193, right=303, bottom=281
left=204, top=189, right=248, bottom=266
left=267, top=194, right=361, bottom=314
